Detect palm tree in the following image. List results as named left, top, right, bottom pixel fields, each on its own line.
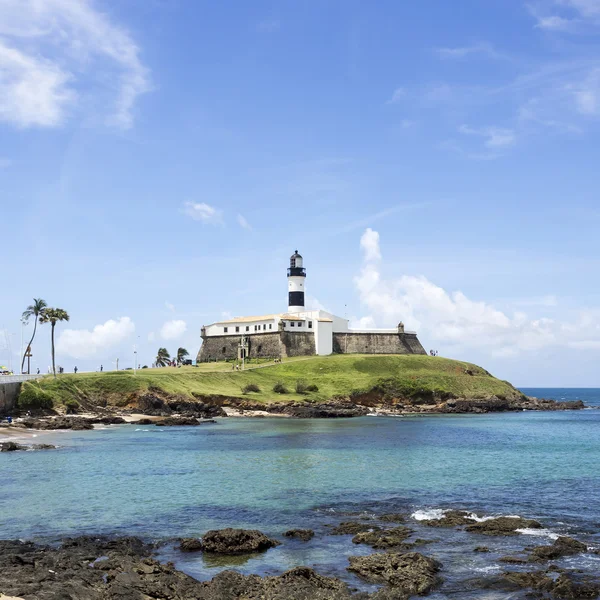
left=176, top=347, right=189, bottom=365
left=39, top=308, right=70, bottom=378
left=156, top=347, right=170, bottom=367
left=21, top=298, right=47, bottom=374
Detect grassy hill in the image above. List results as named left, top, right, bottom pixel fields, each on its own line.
left=20, top=354, right=524, bottom=410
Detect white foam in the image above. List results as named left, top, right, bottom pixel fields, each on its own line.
left=516, top=528, right=559, bottom=540
left=412, top=508, right=446, bottom=521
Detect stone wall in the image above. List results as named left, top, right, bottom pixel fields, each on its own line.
left=198, top=332, right=283, bottom=362
left=332, top=332, right=426, bottom=355
left=280, top=332, right=316, bottom=358
left=0, top=382, right=21, bottom=416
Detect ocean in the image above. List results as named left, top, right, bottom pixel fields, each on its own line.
left=2, top=388, right=599, bottom=597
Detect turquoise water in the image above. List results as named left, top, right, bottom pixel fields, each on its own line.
left=2, top=389, right=600, bottom=595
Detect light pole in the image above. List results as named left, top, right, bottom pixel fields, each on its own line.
left=20, top=319, right=24, bottom=374
left=133, top=344, right=137, bottom=375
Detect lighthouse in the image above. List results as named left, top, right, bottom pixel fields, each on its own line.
left=287, top=250, right=306, bottom=312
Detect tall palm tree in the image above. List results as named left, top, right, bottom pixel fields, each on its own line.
left=39, top=308, right=70, bottom=378
left=21, top=298, right=47, bottom=374
left=156, top=347, right=170, bottom=367
left=176, top=347, right=189, bottom=365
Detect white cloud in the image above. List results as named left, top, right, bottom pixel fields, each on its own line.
left=237, top=214, right=252, bottom=230
left=557, top=0, right=600, bottom=18
left=572, top=68, right=600, bottom=114
left=0, top=0, right=150, bottom=129
left=57, top=317, right=135, bottom=359
left=352, top=229, right=600, bottom=356
left=458, top=124, right=516, bottom=148
left=160, top=320, right=187, bottom=340
left=434, top=43, right=502, bottom=59
left=535, top=15, right=575, bottom=29
left=182, top=202, right=223, bottom=224
left=165, top=301, right=175, bottom=312
left=387, top=88, right=405, bottom=104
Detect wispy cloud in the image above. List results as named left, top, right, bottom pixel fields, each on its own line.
left=434, top=43, right=505, bottom=60
left=160, top=319, right=187, bottom=340
left=386, top=88, right=405, bottom=104
left=458, top=124, right=517, bottom=148
left=182, top=202, right=223, bottom=225
left=237, top=214, right=252, bottom=230
left=0, top=0, right=150, bottom=129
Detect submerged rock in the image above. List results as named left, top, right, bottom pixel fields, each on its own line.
left=155, top=417, right=216, bottom=426
left=352, top=526, right=413, bottom=549
left=0, top=442, right=27, bottom=452
left=421, top=510, right=477, bottom=528
left=348, top=552, right=442, bottom=595
left=283, top=529, right=315, bottom=541
left=378, top=513, right=407, bottom=523
left=465, top=516, right=543, bottom=536
left=474, top=546, right=490, bottom=553
left=179, top=538, right=203, bottom=552
left=200, top=529, right=280, bottom=554
left=331, top=522, right=381, bottom=535
left=529, top=536, right=588, bottom=561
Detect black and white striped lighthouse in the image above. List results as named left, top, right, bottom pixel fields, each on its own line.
left=287, top=250, right=306, bottom=312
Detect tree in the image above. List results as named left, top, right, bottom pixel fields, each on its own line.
left=21, top=298, right=47, bottom=374
left=156, top=347, right=170, bottom=367
left=39, top=308, right=70, bottom=378
left=176, top=347, right=189, bottom=365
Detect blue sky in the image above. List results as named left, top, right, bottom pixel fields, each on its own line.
left=2, top=0, right=600, bottom=385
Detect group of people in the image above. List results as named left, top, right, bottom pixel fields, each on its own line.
left=429, top=350, right=439, bottom=356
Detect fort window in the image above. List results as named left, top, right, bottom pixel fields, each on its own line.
left=246, top=326, right=249, bottom=332
left=269, top=324, right=272, bottom=330
left=263, top=324, right=266, bottom=330
left=308, top=321, right=312, bottom=328
left=222, top=346, right=226, bottom=353
left=224, top=327, right=228, bottom=333
left=258, top=345, right=262, bottom=352
left=290, top=322, right=295, bottom=327
left=235, top=327, right=239, bottom=333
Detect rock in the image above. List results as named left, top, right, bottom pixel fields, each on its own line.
left=352, top=526, right=413, bottom=549
left=283, top=529, right=314, bottom=541
left=421, top=510, right=477, bottom=528
left=200, top=529, right=280, bottom=554
left=31, top=444, right=56, bottom=450
left=529, top=536, right=588, bottom=561
left=465, top=516, right=543, bottom=536
left=179, top=538, right=203, bottom=552
left=155, top=417, right=216, bottom=426
left=90, top=416, right=126, bottom=425
left=21, top=417, right=94, bottom=430
left=503, top=569, right=600, bottom=599
left=379, top=513, right=407, bottom=523
left=133, top=418, right=154, bottom=425
left=499, top=556, right=529, bottom=564
left=331, top=522, right=381, bottom=535
left=474, top=546, right=490, bottom=552
left=0, top=442, right=27, bottom=452
left=347, top=552, right=442, bottom=595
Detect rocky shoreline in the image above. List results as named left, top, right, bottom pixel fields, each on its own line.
left=1, top=508, right=598, bottom=600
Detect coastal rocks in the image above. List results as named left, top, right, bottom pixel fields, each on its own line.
left=465, top=516, right=543, bottom=536
left=90, top=416, right=126, bottom=425
left=200, top=528, right=280, bottom=554
left=529, top=536, right=588, bottom=561
left=137, top=393, right=227, bottom=418
left=379, top=513, right=407, bottom=523
left=421, top=510, right=477, bottom=528
left=21, top=416, right=94, bottom=430
left=198, top=567, right=356, bottom=600
left=516, top=397, right=585, bottom=411
left=348, top=552, right=442, bottom=595
left=179, top=537, right=203, bottom=552
left=502, top=569, right=600, bottom=599
left=281, top=401, right=370, bottom=418
left=155, top=417, right=216, bottom=426
left=283, top=529, right=315, bottom=541
left=474, top=546, right=490, bottom=552
left=332, top=522, right=381, bottom=535
left=0, top=442, right=56, bottom=451
left=352, top=526, right=413, bottom=549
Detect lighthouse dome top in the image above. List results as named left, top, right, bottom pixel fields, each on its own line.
left=290, top=250, right=303, bottom=269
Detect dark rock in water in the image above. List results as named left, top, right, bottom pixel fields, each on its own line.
left=331, top=522, right=381, bottom=535
left=91, top=416, right=126, bottom=424
left=474, top=546, right=490, bottom=553
left=155, top=417, right=216, bottom=426
left=1, top=441, right=27, bottom=452
left=465, top=516, right=543, bottom=536
left=348, top=552, right=442, bottom=595
left=529, top=536, right=588, bottom=561
left=379, top=513, right=407, bottom=523
left=421, top=510, right=478, bottom=528
left=499, top=555, right=529, bottom=564
left=31, top=443, right=56, bottom=450
left=281, top=402, right=370, bottom=418
left=283, top=529, right=315, bottom=541
left=502, top=569, right=600, bottom=599
left=133, top=418, right=155, bottom=425
left=198, top=566, right=356, bottom=599
left=201, top=528, right=280, bottom=554
left=352, top=526, right=413, bottom=549
left=21, top=416, right=95, bottom=430
left=180, top=537, right=203, bottom=552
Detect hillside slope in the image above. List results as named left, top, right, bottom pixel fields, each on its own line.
left=20, top=354, right=525, bottom=412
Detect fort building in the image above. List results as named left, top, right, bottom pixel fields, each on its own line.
left=197, top=251, right=426, bottom=362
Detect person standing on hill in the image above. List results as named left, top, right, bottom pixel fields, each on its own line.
left=74, top=366, right=78, bottom=374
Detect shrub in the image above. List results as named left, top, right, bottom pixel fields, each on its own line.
left=295, top=379, right=308, bottom=394
left=273, top=381, right=289, bottom=394
left=64, top=399, right=80, bottom=414
left=306, top=384, right=319, bottom=392
left=17, top=385, right=54, bottom=411
left=242, top=383, right=261, bottom=394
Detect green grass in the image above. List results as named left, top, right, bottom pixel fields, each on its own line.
left=23, top=354, right=524, bottom=408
